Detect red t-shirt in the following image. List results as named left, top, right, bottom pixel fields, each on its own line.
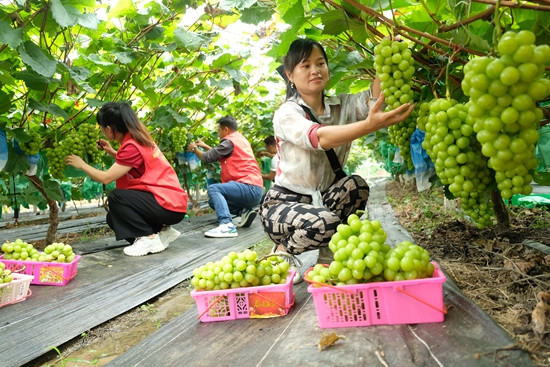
left=116, top=143, right=145, bottom=178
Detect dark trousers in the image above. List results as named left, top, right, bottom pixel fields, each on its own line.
left=106, top=189, right=186, bottom=243
left=260, top=175, right=369, bottom=255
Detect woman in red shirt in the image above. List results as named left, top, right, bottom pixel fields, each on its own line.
left=66, top=102, right=188, bottom=256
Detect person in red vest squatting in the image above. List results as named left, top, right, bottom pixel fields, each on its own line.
left=187, top=116, right=263, bottom=238
left=65, top=102, right=188, bottom=256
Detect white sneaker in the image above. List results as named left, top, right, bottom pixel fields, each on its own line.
left=271, top=244, right=303, bottom=284
left=159, top=226, right=181, bottom=249
left=124, top=234, right=165, bottom=256
left=204, top=223, right=238, bottom=238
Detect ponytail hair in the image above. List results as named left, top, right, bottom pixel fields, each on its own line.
left=97, top=102, right=155, bottom=148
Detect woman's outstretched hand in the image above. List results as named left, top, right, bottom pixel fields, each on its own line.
left=66, top=155, right=86, bottom=170
left=365, top=93, right=415, bottom=131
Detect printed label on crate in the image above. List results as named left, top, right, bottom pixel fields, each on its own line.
left=248, top=292, right=287, bottom=318
left=40, top=266, right=64, bottom=284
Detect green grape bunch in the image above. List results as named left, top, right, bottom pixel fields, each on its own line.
left=46, top=135, right=83, bottom=180
left=46, top=125, right=103, bottom=180
left=191, top=249, right=291, bottom=291
left=389, top=109, right=417, bottom=171
left=374, top=38, right=417, bottom=171
left=461, top=30, right=550, bottom=200
left=1, top=239, right=75, bottom=263
left=306, top=213, right=435, bottom=287
left=373, top=38, right=416, bottom=110
left=421, top=98, right=495, bottom=228
left=79, top=124, right=103, bottom=166
left=0, top=262, right=13, bottom=284
left=18, top=130, right=42, bottom=155
left=171, top=126, right=188, bottom=153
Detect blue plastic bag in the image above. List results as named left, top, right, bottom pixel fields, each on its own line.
left=410, top=128, right=435, bottom=192
left=0, top=130, right=7, bottom=171
left=180, top=152, right=201, bottom=170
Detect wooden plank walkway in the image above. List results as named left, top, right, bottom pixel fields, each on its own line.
left=105, top=179, right=534, bottom=367
left=0, top=179, right=535, bottom=367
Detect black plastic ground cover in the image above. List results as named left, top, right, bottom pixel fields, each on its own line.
left=0, top=213, right=267, bottom=367
left=105, top=179, right=534, bottom=367
left=0, top=215, right=107, bottom=243
left=0, top=206, right=106, bottom=229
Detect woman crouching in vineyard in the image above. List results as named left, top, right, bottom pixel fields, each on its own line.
left=66, top=102, right=188, bottom=256
left=260, top=38, right=415, bottom=283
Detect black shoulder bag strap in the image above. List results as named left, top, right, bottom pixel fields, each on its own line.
left=300, top=105, right=347, bottom=181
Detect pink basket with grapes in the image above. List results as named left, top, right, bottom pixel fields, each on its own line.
left=191, top=270, right=296, bottom=322
left=0, top=273, right=34, bottom=308
left=0, top=255, right=81, bottom=286
left=306, top=262, right=447, bottom=328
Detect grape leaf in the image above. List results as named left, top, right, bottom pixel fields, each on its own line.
left=18, top=41, right=58, bottom=78
left=219, top=0, right=257, bottom=11
left=107, top=0, right=137, bottom=19
left=321, top=10, right=351, bottom=37
left=9, top=128, right=30, bottom=143
left=50, top=0, right=78, bottom=27
left=174, top=28, right=208, bottom=51
left=533, top=171, right=550, bottom=186
left=43, top=180, right=65, bottom=202
left=0, top=21, right=24, bottom=50
left=280, top=0, right=304, bottom=25
left=3, top=143, right=30, bottom=174
left=13, top=71, right=51, bottom=91
left=241, top=4, right=273, bottom=25
left=76, top=13, right=99, bottom=30
left=0, top=90, right=12, bottom=116
left=68, top=66, right=92, bottom=83
left=0, top=67, right=16, bottom=86
left=22, top=185, right=44, bottom=206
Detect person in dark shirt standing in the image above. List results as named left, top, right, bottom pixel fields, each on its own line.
left=187, top=116, right=263, bottom=238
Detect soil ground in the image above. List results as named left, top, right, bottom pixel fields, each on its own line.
left=19, top=180, right=550, bottom=366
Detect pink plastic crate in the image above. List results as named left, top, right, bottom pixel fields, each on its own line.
left=0, top=255, right=81, bottom=286
left=0, top=273, right=34, bottom=308
left=307, top=262, right=447, bottom=328
left=191, top=270, right=296, bottom=322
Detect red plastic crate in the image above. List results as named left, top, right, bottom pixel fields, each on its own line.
left=0, top=255, right=81, bottom=286
left=307, top=262, right=447, bottom=328
left=191, top=270, right=296, bottom=322
left=0, top=273, right=34, bottom=308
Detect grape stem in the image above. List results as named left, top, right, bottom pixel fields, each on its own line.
left=493, top=0, right=503, bottom=44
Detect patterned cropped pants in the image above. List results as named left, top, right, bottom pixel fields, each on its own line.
left=259, top=175, right=369, bottom=255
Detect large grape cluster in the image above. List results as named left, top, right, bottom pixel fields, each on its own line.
left=80, top=124, right=103, bottom=165
left=416, top=101, right=431, bottom=131
left=191, top=249, right=291, bottom=291
left=171, top=126, right=188, bottom=153
left=421, top=98, right=495, bottom=228
left=461, top=30, right=550, bottom=200
left=374, top=39, right=416, bottom=110
left=374, top=39, right=416, bottom=171
left=306, top=213, right=434, bottom=287
left=18, top=130, right=41, bottom=155
left=45, top=125, right=102, bottom=180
